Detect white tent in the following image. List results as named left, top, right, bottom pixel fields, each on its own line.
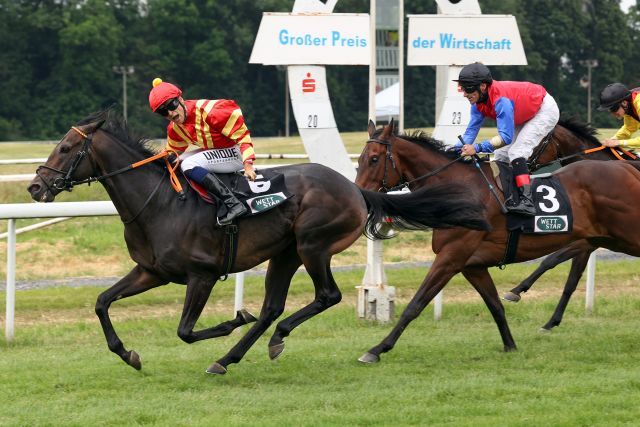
left=375, top=82, right=399, bottom=121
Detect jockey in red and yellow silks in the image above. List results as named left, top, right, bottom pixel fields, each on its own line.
left=165, top=99, right=256, bottom=165
left=148, top=78, right=254, bottom=225
left=598, top=83, right=640, bottom=149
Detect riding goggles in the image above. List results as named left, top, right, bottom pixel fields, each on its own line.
left=608, top=103, right=622, bottom=113
left=460, top=84, right=480, bottom=94
left=155, top=98, right=180, bottom=116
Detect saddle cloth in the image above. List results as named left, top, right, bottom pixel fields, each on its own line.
left=494, top=161, right=573, bottom=234
left=189, top=169, right=294, bottom=218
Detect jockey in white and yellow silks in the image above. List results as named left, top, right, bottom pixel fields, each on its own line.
left=597, top=83, right=640, bottom=149
left=148, top=78, right=256, bottom=225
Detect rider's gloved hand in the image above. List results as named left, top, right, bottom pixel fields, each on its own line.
left=451, top=141, right=464, bottom=154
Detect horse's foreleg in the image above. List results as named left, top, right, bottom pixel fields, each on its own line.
left=176, top=275, right=256, bottom=344
left=504, top=240, right=592, bottom=302
left=462, top=266, right=516, bottom=352
left=207, top=244, right=301, bottom=375
left=359, top=258, right=458, bottom=364
left=95, top=265, right=168, bottom=370
left=541, top=249, right=593, bottom=331
left=267, top=259, right=342, bottom=359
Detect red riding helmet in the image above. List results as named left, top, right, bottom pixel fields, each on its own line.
left=148, top=78, right=182, bottom=112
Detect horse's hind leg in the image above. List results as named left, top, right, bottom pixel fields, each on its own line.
left=462, top=266, right=516, bottom=352
left=95, top=265, right=168, bottom=370
left=176, top=275, right=257, bottom=344
left=207, top=243, right=301, bottom=375
left=267, top=258, right=342, bottom=360
left=540, top=248, right=594, bottom=331
left=504, top=240, right=591, bottom=302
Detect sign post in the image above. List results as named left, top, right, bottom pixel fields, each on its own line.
left=251, top=1, right=396, bottom=322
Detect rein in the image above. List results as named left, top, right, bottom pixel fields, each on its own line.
left=366, top=138, right=463, bottom=192
left=532, top=143, right=637, bottom=169
left=37, top=126, right=187, bottom=222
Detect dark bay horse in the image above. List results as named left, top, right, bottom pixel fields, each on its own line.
left=27, top=110, right=489, bottom=375
left=506, top=117, right=637, bottom=330
left=355, top=120, right=640, bottom=363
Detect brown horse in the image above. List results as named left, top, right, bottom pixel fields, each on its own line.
left=505, top=117, right=637, bottom=330
left=355, top=120, right=640, bottom=363
left=26, top=110, right=490, bottom=375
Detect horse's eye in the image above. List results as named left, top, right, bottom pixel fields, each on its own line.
left=370, top=156, right=379, bottom=164
left=59, top=144, right=71, bottom=154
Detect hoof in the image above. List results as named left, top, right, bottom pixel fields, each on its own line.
left=127, top=350, right=142, bottom=370
left=357, top=352, right=380, bottom=364
left=538, top=327, right=553, bottom=333
left=269, top=342, right=285, bottom=360
left=238, top=309, right=258, bottom=324
left=503, top=346, right=518, bottom=353
left=206, top=362, right=227, bottom=375
left=502, top=291, right=521, bottom=303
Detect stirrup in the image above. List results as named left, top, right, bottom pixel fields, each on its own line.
left=217, top=203, right=247, bottom=226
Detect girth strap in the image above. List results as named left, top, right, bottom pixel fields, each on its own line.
left=219, top=223, right=239, bottom=281
left=498, top=230, right=520, bottom=269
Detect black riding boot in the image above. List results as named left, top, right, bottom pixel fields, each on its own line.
left=201, top=173, right=247, bottom=225
left=508, top=184, right=536, bottom=216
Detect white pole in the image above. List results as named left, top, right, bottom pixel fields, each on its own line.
left=398, top=0, right=404, bottom=132
left=369, top=0, right=377, bottom=122
left=585, top=252, right=596, bottom=313
left=234, top=272, right=245, bottom=315
left=6, top=219, right=16, bottom=342
left=434, top=289, right=443, bottom=321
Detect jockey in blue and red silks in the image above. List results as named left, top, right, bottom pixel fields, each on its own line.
left=149, top=78, right=256, bottom=225
left=453, top=62, right=560, bottom=217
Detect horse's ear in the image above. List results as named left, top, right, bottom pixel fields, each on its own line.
left=381, top=121, right=393, bottom=139
left=368, top=119, right=376, bottom=137
left=387, top=117, right=397, bottom=135
left=81, top=119, right=106, bottom=135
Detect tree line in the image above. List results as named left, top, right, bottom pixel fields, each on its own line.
left=0, top=0, right=637, bottom=140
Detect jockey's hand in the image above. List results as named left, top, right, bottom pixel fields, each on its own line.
left=451, top=141, right=464, bottom=154
left=243, top=162, right=257, bottom=181
left=601, top=139, right=621, bottom=148
left=460, top=144, right=477, bottom=157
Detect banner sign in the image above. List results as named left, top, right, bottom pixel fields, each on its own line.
left=407, top=15, right=527, bottom=66
left=249, top=13, right=370, bottom=65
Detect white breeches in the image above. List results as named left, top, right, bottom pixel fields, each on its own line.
left=493, top=93, right=560, bottom=163
left=179, top=147, right=244, bottom=174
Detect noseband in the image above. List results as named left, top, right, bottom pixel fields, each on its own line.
left=35, top=126, right=97, bottom=193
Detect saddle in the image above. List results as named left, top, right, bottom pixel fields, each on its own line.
left=188, top=169, right=294, bottom=218
left=493, top=161, right=573, bottom=233
left=491, top=161, right=573, bottom=267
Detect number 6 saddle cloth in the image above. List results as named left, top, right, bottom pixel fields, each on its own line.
left=188, top=169, right=294, bottom=218
left=492, top=161, right=573, bottom=234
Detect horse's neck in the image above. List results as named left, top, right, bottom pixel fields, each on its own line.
left=92, top=140, right=168, bottom=221
left=402, top=143, right=455, bottom=185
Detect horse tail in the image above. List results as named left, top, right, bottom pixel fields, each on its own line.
left=359, top=184, right=491, bottom=240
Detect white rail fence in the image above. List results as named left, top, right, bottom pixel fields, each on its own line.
left=0, top=201, right=250, bottom=342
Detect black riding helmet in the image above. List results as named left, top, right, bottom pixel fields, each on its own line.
left=453, top=62, right=493, bottom=86
left=597, top=83, right=631, bottom=111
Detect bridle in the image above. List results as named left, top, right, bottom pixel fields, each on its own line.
left=365, top=137, right=404, bottom=192
left=35, top=126, right=185, bottom=223
left=35, top=126, right=98, bottom=193
left=365, top=136, right=463, bottom=192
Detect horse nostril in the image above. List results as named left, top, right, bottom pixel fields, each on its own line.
left=27, top=183, right=41, bottom=195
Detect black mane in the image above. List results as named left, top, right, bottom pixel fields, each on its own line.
left=75, top=109, right=158, bottom=158
left=372, top=127, right=460, bottom=160
left=558, top=116, right=600, bottom=146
